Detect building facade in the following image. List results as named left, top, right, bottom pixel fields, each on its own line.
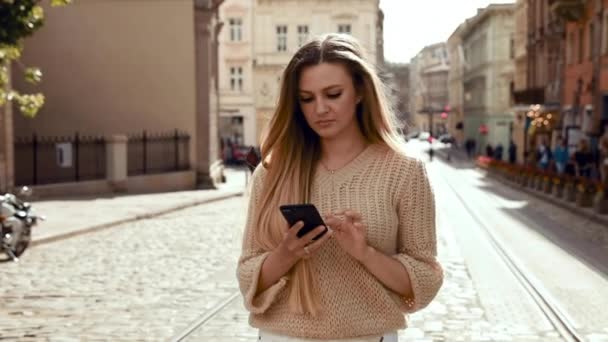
left=555, top=0, right=608, bottom=156
left=461, top=4, right=516, bottom=157
left=409, top=43, right=450, bottom=136
left=7, top=0, right=224, bottom=196
left=511, top=0, right=529, bottom=163
left=511, top=0, right=565, bottom=163
left=252, top=0, right=383, bottom=142
left=384, top=62, right=410, bottom=131
left=218, top=0, right=256, bottom=150
left=447, top=23, right=467, bottom=146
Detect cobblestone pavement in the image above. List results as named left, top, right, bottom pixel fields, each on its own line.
left=0, top=196, right=249, bottom=341
left=183, top=164, right=566, bottom=342
left=1, top=159, right=606, bottom=341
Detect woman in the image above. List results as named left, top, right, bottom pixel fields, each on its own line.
left=237, top=34, right=443, bottom=342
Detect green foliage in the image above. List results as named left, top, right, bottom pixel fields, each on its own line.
left=0, top=0, right=71, bottom=117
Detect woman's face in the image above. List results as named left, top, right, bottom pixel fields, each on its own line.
left=298, top=62, right=361, bottom=140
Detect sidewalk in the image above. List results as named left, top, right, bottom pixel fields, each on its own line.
left=433, top=143, right=608, bottom=227
left=28, top=168, right=249, bottom=246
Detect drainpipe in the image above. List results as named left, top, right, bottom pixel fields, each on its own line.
left=593, top=0, right=604, bottom=138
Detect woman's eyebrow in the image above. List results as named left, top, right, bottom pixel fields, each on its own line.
left=299, top=85, right=343, bottom=94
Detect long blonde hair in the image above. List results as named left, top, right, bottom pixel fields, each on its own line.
left=253, top=34, right=403, bottom=315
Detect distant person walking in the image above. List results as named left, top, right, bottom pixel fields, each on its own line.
left=553, top=138, right=569, bottom=175
left=245, top=146, right=260, bottom=173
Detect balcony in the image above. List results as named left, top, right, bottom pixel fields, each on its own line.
left=512, top=87, right=545, bottom=105
left=549, top=0, right=584, bottom=22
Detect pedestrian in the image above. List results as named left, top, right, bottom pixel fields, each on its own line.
left=237, top=34, right=443, bottom=342
left=494, top=142, right=504, bottom=161
left=508, top=140, right=517, bottom=164
left=486, top=144, right=494, bottom=158
left=536, top=139, right=551, bottom=170
left=574, top=139, right=594, bottom=178
left=599, top=126, right=608, bottom=183
left=245, top=146, right=260, bottom=173
left=553, top=137, right=569, bottom=175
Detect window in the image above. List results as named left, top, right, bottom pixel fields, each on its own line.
left=338, top=24, right=351, bottom=34
left=230, top=67, right=243, bottom=91
left=510, top=36, right=514, bottom=59
left=229, top=18, right=242, bottom=42
left=603, top=11, right=608, bottom=55
left=276, top=25, right=287, bottom=51
left=579, top=26, right=584, bottom=63
left=590, top=22, right=595, bottom=60
left=298, top=25, right=309, bottom=46
left=568, top=32, right=575, bottom=64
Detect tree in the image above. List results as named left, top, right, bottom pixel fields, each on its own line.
left=0, top=0, right=71, bottom=117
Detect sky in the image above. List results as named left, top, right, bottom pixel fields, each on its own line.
left=379, top=0, right=515, bottom=63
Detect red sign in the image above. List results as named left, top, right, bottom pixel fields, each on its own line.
left=441, top=112, right=448, bottom=119
left=479, top=124, right=489, bottom=135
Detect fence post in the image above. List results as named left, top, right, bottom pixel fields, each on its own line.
left=106, top=135, right=128, bottom=193
left=33, top=133, right=38, bottom=185
left=74, top=132, right=80, bottom=182
left=174, top=129, right=179, bottom=171
left=143, top=130, right=147, bottom=174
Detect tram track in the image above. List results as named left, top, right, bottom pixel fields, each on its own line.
left=172, top=154, right=587, bottom=342
left=170, top=290, right=241, bottom=342
left=437, top=159, right=584, bottom=342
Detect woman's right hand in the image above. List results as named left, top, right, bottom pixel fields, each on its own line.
left=277, top=221, right=333, bottom=262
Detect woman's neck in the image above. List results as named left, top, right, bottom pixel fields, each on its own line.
left=319, top=131, right=368, bottom=171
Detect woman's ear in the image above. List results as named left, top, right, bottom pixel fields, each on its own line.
left=356, top=95, right=362, bottom=104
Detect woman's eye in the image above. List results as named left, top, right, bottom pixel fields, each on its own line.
left=300, top=97, right=313, bottom=103
left=327, top=92, right=342, bottom=99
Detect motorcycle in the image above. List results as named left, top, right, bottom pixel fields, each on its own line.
left=0, top=187, right=44, bottom=262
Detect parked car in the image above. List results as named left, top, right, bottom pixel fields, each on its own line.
left=404, top=131, right=420, bottom=141
left=438, top=134, right=456, bottom=144
left=418, top=132, right=430, bottom=141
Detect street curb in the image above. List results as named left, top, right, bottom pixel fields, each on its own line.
left=484, top=172, right=608, bottom=228
left=30, top=191, right=244, bottom=247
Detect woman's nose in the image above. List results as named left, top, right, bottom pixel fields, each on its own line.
left=315, top=99, right=329, bottom=115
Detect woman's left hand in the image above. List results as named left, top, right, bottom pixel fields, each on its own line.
left=325, top=210, right=370, bottom=262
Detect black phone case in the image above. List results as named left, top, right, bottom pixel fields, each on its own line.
left=279, top=204, right=328, bottom=240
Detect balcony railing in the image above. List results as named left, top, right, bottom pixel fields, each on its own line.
left=549, top=0, right=584, bottom=22
left=512, top=87, right=545, bottom=105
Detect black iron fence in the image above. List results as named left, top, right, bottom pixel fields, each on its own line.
left=14, top=133, right=106, bottom=186
left=127, top=130, right=190, bottom=176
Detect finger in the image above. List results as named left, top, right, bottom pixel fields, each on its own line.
left=297, top=225, right=328, bottom=248
left=353, top=222, right=366, bottom=234
left=296, top=226, right=327, bottom=250
left=344, top=210, right=362, bottom=222
left=305, top=227, right=333, bottom=252
left=324, top=216, right=342, bottom=231
left=285, top=221, right=305, bottom=239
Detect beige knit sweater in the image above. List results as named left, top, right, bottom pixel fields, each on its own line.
left=237, top=144, right=443, bottom=339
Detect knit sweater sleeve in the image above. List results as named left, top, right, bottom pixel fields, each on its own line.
left=392, top=159, right=443, bottom=313
left=236, top=166, right=289, bottom=314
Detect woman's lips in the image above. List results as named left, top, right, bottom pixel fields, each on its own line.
left=316, top=119, right=336, bottom=127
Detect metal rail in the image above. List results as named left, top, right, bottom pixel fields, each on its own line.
left=170, top=291, right=241, bottom=342
left=441, top=163, right=583, bottom=342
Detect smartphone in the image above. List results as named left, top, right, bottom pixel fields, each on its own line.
left=279, top=204, right=328, bottom=240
